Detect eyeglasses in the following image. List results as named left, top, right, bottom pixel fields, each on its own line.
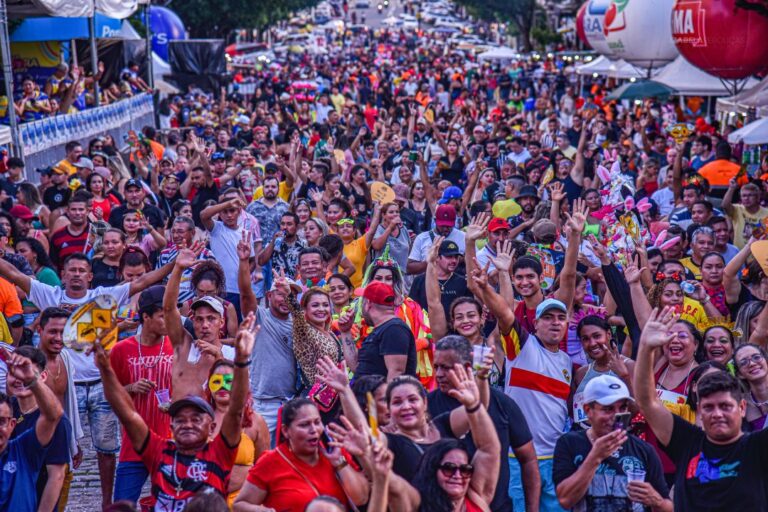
left=438, top=462, right=474, bottom=479
left=737, top=353, right=765, bottom=369
left=0, top=417, right=13, bottom=428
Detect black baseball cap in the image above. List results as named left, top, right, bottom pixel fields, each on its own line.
left=138, top=285, right=165, bottom=313
left=168, top=396, right=215, bottom=418
left=438, top=240, right=461, bottom=257
left=517, top=185, right=540, bottom=201
left=125, top=178, right=143, bottom=190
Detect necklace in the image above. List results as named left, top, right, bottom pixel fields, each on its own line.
left=137, top=334, right=164, bottom=369
left=749, top=391, right=768, bottom=409
left=657, top=359, right=695, bottom=393
left=171, top=449, right=198, bottom=496
left=438, top=273, right=454, bottom=293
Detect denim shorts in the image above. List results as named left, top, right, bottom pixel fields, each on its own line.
left=509, top=456, right=566, bottom=512
left=75, top=380, right=120, bottom=454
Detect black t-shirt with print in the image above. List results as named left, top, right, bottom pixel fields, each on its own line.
left=661, top=414, right=768, bottom=511
left=354, top=318, right=417, bottom=379
left=553, top=430, right=669, bottom=512
left=428, top=388, right=532, bottom=512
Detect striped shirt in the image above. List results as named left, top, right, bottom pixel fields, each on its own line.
left=156, top=246, right=216, bottom=303
left=138, top=431, right=237, bottom=511
left=501, top=323, right=572, bottom=457
left=50, top=224, right=89, bottom=270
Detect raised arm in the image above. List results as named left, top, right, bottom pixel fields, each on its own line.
left=200, top=197, right=243, bottom=232
left=724, top=238, right=753, bottom=304
left=364, top=203, right=383, bottom=248
left=238, top=232, right=258, bottom=315
left=221, top=313, right=258, bottom=447
left=721, top=177, right=738, bottom=217
left=0, top=256, right=32, bottom=295
left=553, top=198, right=587, bottom=310
left=571, top=124, right=588, bottom=186
left=163, top=247, right=198, bottom=348
left=2, top=350, right=63, bottom=447
left=471, top=259, right=516, bottom=336
left=634, top=307, right=676, bottom=446
left=464, top=212, right=490, bottom=299
left=426, top=236, right=449, bottom=340
left=93, top=342, right=148, bottom=451
left=127, top=241, right=200, bottom=297
left=317, top=356, right=367, bottom=429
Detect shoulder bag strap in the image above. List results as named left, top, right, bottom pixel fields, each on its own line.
left=276, top=446, right=321, bottom=497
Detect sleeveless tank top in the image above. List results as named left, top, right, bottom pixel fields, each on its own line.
left=572, top=363, right=620, bottom=425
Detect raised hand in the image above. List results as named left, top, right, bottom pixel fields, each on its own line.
left=316, top=356, right=349, bottom=392
left=590, top=429, right=627, bottom=462
left=587, top=235, right=610, bottom=265
left=174, top=245, right=199, bottom=269
left=565, top=197, right=588, bottom=235
left=90, top=341, right=111, bottom=371
left=446, top=363, right=481, bottom=408
left=623, top=261, right=645, bottom=285
left=427, top=235, right=445, bottom=266
left=237, top=230, right=252, bottom=261
left=328, top=415, right=371, bottom=459
left=466, top=212, right=491, bottom=242
left=234, top=311, right=259, bottom=362
left=601, top=342, right=629, bottom=379
left=639, top=307, right=679, bottom=348
left=549, top=181, right=566, bottom=203
left=489, top=240, right=515, bottom=272
left=470, top=258, right=491, bottom=289
left=336, top=307, right=354, bottom=333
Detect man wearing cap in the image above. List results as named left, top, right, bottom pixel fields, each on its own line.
left=92, top=308, right=256, bottom=510
left=350, top=281, right=417, bottom=381
left=476, top=217, right=512, bottom=283
left=407, top=204, right=465, bottom=276
left=42, top=164, right=72, bottom=212
left=553, top=375, right=671, bottom=511
left=73, top=157, right=94, bottom=182
left=109, top=286, right=175, bottom=503
left=108, top=178, right=165, bottom=230
left=508, top=185, right=540, bottom=234
left=409, top=239, right=470, bottom=321
left=473, top=257, right=577, bottom=511
left=164, top=249, right=235, bottom=401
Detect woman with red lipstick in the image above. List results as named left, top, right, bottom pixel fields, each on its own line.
left=234, top=398, right=369, bottom=512
left=205, top=361, right=269, bottom=506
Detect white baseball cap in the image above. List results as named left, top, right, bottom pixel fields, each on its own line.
left=583, top=375, right=633, bottom=406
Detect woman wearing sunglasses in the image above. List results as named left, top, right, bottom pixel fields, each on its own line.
left=734, top=344, right=768, bottom=431
left=205, top=360, right=270, bottom=506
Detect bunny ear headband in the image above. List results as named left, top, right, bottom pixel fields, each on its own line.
left=650, top=229, right=681, bottom=251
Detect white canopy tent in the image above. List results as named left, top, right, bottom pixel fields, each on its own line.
left=653, top=56, right=759, bottom=97
left=6, top=0, right=138, bottom=17
left=717, top=76, right=768, bottom=117
left=575, top=55, right=646, bottom=79
left=727, top=117, right=768, bottom=145
left=477, top=46, right=519, bottom=61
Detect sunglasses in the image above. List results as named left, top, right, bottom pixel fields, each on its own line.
left=438, top=462, right=474, bottom=479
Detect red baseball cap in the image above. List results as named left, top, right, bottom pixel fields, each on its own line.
left=488, top=217, right=511, bottom=232
left=9, top=204, right=35, bottom=221
left=356, top=281, right=396, bottom=306
left=435, top=205, right=457, bottom=227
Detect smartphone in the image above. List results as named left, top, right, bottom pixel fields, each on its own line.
left=408, top=151, right=418, bottom=162
left=320, top=427, right=334, bottom=453
left=613, top=412, right=632, bottom=431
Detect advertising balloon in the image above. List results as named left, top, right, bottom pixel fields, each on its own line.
left=604, top=0, right=679, bottom=68
left=576, top=3, right=590, bottom=48
left=149, top=6, right=188, bottom=62
left=671, top=0, right=768, bottom=79
left=583, top=0, right=616, bottom=58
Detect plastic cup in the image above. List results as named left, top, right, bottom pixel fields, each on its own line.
left=155, top=389, right=171, bottom=411
left=626, top=469, right=646, bottom=483
left=472, top=345, right=491, bottom=371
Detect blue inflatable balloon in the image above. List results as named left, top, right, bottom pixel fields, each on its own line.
left=149, top=6, right=187, bottom=62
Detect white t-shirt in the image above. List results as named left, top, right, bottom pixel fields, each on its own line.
left=28, top=280, right=131, bottom=382
left=408, top=228, right=466, bottom=263
left=209, top=213, right=261, bottom=294
left=651, top=187, right=675, bottom=217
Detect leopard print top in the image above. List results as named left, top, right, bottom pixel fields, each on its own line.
left=288, top=293, right=343, bottom=388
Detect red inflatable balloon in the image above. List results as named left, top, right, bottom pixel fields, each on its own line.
left=576, top=2, right=590, bottom=47
left=671, top=0, right=768, bottom=79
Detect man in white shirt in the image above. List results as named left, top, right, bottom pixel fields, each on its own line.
left=507, top=136, right=531, bottom=166
left=407, top=205, right=465, bottom=276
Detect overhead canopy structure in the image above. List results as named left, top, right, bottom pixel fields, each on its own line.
left=477, top=46, right=519, bottom=61
left=717, top=76, right=768, bottom=117
left=653, top=56, right=760, bottom=97
left=11, top=13, right=122, bottom=41
left=575, top=55, right=646, bottom=79
left=6, top=0, right=139, bottom=18
left=727, top=117, right=768, bottom=145
left=607, top=80, right=676, bottom=101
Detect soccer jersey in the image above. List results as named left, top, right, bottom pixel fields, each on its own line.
left=501, top=323, right=572, bottom=457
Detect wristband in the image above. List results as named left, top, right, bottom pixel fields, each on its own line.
left=234, top=359, right=252, bottom=368
left=23, top=372, right=41, bottom=391
left=466, top=402, right=482, bottom=414
left=333, top=458, right=348, bottom=470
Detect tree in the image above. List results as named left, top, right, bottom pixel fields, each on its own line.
left=173, top=0, right=321, bottom=40
left=454, top=0, right=537, bottom=52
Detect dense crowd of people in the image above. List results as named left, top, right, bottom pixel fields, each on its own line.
left=3, top=60, right=151, bottom=124
left=1, top=2, right=768, bottom=512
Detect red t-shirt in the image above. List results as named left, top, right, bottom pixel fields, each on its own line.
left=110, top=336, right=174, bottom=462
left=139, top=431, right=237, bottom=511
left=246, top=445, right=350, bottom=512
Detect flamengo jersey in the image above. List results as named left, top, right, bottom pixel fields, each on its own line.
left=501, top=324, right=572, bottom=457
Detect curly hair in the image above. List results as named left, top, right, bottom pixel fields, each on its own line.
left=413, top=439, right=471, bottom=512
left=647, top=278, right=679, bottom=309
left=191, top=260, right=227, bottom=298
